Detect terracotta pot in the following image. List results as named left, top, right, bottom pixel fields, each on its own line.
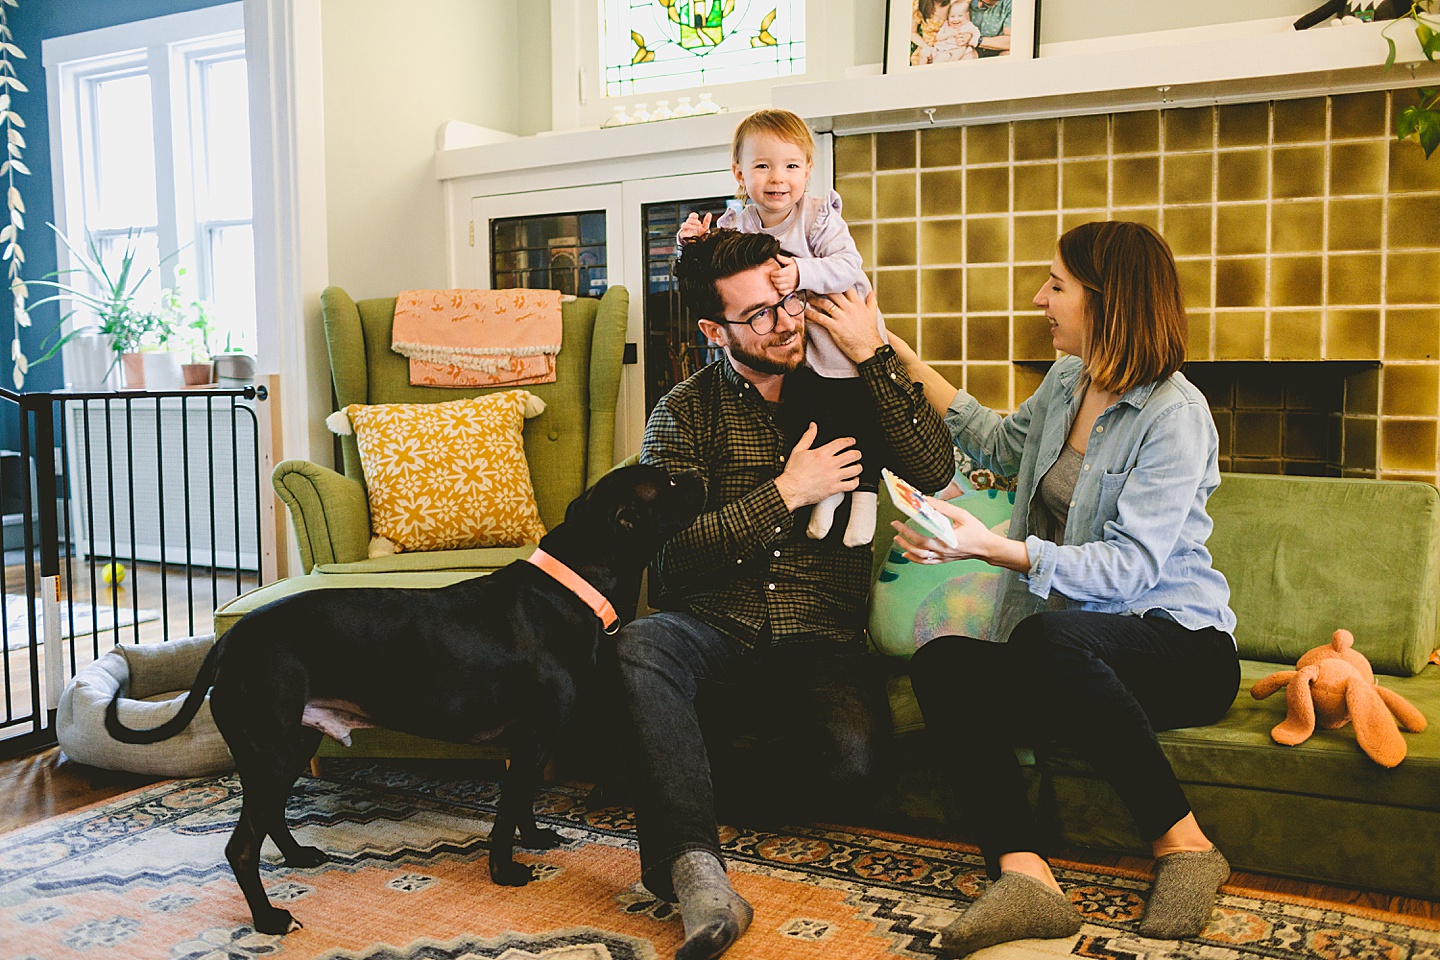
left=121, top=352, right=146, bottom=389
left=182, top=362, right=213, bottom=386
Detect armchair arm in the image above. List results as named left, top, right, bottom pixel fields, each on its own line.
left=272, top=460, right=372, bottom=573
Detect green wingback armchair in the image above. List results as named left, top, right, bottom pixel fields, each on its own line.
left=211, top=284, right=629, bottom=760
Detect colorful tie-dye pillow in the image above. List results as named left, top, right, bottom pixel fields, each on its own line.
left=869, top=472, right=1016, bottom=659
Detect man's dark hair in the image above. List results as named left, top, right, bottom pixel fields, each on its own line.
left=673, top=228, right=782, bottom=321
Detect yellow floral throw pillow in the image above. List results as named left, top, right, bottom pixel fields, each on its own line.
left=329, top=391, right=547, bottom=553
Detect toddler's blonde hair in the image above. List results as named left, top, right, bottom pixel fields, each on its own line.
left=731, top=109, right=815, bottom=201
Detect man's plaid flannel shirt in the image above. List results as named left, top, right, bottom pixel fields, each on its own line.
left=640, top=348, right=954, bottom=648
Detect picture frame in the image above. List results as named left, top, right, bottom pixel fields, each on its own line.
left=883, top=0, right=1039, bottom=75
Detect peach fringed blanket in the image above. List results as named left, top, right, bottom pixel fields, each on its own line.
left=392, top=288, right=563, bottom=387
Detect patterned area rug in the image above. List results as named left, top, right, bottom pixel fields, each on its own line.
left=1, top=760, right=1436, bottom=960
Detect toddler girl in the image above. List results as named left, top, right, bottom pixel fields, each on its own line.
left=679, top=108, right=889, bottom=546
left=932, top=1, right=981, bottom=62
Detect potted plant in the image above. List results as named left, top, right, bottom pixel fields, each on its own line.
left=23, top=225, right=173, bottom=389
left=153, top=272, right=216, bottom=387
left=1385, top=2, right=1440, bottom=156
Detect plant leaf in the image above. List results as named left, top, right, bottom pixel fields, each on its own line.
left=1418, top=110, right=1440, bottom=157
left=1399, top=104, right=1421, bottom=140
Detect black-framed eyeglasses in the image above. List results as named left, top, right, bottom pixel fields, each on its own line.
left=721, top=290, right=808, bottom=336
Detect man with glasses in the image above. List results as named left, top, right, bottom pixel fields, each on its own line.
left=613, top=228, right=953, bottom=960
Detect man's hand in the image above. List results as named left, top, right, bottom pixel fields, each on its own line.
left=773, top=422, right=862, bottom=512
left=771, top=256, right=799, bottom=297
left=678, top=212, right=712, bottom=242
left=804, top=288, right=885, bottom=363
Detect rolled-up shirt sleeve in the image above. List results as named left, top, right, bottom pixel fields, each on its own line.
left=859, top=349, right=954, bottom=493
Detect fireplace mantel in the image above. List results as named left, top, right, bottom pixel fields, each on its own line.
left=776, top=19, right=1440, bottom=135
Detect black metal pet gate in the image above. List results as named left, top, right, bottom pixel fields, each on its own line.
left=0, top=384, right=269, bottom=758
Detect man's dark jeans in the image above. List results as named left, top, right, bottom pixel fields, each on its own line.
left=909, top=610, right=1239, bottom=880
left=615, top=611, right=892, bottom=899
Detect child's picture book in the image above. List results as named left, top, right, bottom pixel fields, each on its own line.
left=882, top=468, right=958, bottom=549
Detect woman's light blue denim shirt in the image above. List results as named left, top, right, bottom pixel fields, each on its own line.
left=945, top=355, right=1237, bottom=644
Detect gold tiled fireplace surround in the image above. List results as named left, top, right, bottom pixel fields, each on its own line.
left=834, top=90, right=1440, bottom=484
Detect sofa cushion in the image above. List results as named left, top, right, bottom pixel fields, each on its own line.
left=314, top=545, right=535, bottom=575
left=345, top=391, right=547, bottom=552
left=1037, top=659, right=1440, bottom=812
left=1207, top=474, right=1440, bottom=676
left=213, top=569, right=490, bottom=638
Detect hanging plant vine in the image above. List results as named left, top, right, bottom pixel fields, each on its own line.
left=0, top=0, right=28, bottom=388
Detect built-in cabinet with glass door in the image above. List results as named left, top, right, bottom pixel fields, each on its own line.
left=469, top=171, right=737, bottom=459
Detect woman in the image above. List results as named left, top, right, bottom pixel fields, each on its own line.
left=889, top=221, right=1238, bottom=956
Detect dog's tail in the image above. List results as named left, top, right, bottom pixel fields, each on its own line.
left=104, top=638, right=222, bottom=744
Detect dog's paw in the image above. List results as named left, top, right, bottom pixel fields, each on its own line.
left=489, top=857, right=536, bottom=886
left=519, top=827, right=564, bottom=850
left=253, top=906, right=300, bottom=935
left=285, top=846, right=328, bottom=868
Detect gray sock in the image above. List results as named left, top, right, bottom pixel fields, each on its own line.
left=1138, top=846, right=1230, bottom=939
left=670, top=850, right=753, bottom=960
left=939, top=871, right=1081, bottom=958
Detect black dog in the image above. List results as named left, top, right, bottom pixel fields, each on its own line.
left=106, top=463, right=702, bottom=934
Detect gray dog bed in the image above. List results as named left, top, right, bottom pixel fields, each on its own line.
left=56, top=633, right=232, bottom=776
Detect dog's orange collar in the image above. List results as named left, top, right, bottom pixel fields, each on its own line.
left=526, top=548, right=620, bottom=635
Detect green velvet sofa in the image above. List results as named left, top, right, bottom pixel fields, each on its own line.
left=876, top=472, right=1440, bottom=901
left=214, top=284, right=629, bottom=760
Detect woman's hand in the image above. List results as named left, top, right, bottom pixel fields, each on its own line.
left=891, top=497, right=1032, bottom=572
left=804, top=288, right=885, bottom=363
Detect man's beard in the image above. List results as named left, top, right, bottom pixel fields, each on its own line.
left=724, top=329, right=806, bottom=376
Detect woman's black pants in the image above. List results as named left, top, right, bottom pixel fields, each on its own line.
left=909, top=610, right=1239, bottom=880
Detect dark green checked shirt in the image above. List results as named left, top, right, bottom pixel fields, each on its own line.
left=640, top=347, right=954, bottom=648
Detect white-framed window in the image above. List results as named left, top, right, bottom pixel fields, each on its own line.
left=551, top=0, right=854, bottom=131
left=43, top=3, right=255, bottom=356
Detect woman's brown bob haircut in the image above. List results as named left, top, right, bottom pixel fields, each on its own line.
left=730, top=109, right=814, bottom=201
left=1058, top=220, right=1188, bottom=395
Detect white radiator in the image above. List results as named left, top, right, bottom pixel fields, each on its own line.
left=65, top=397, right=262, bottom=571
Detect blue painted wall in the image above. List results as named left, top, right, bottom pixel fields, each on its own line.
left=8, top=0, right=235, bottom=394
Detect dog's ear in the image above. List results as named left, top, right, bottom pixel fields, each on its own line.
left=615, top=504, right=639, bottom=533
left=566, top=487, right=591, bottom=524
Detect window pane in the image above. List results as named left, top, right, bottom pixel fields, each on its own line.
left=201, top=57, right=252, bottom=220
left=602, top=0, right=806, bottom=98
left=208, top=224, right=256, bottom=354
left=93, top=75, right=158, bottom=229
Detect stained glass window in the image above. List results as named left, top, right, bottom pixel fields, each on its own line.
left=602, top=1, right=805, bottom=98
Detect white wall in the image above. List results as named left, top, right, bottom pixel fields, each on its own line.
left=1034, top=0, right=1321, bottom=43
left=319, top=0, right=523, bottom=298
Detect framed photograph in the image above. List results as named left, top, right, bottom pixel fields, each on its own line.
left=883, top=0, right=1038, bottom=74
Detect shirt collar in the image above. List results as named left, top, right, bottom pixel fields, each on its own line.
left=1056, top=358, right=1162, bottom=410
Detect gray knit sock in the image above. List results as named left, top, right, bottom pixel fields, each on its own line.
left=1138, top=847, right=1230, bottom=939
left=938, top=871, right=1081, bottom=958
left=670, top=850, right=753, bottom=960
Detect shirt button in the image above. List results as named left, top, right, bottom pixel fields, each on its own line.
left=773, top=549, right=781, bottom=557
left=1083, top=463, right=1091, bottom=471
left=912, top=417, right=918, bottom=424
left=1095, top=425, right=1104, bottom=433
left=779, top=455, right=785, bottom=462
left=767, top=582, right=777, bottom=591
left=774, top=526, right=782, bottom=534
left=736, top=558, right=743, bottom=564
left=1070, top=499, right=1077, bottom=507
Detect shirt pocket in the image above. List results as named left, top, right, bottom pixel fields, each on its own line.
left=1092, top=468, right=1131, bottom=537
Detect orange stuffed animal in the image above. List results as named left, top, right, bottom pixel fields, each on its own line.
left=1251, top=629, right=1427, bottom=768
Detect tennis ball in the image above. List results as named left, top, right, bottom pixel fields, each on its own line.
left=101, top=562, right=127, bottom=586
